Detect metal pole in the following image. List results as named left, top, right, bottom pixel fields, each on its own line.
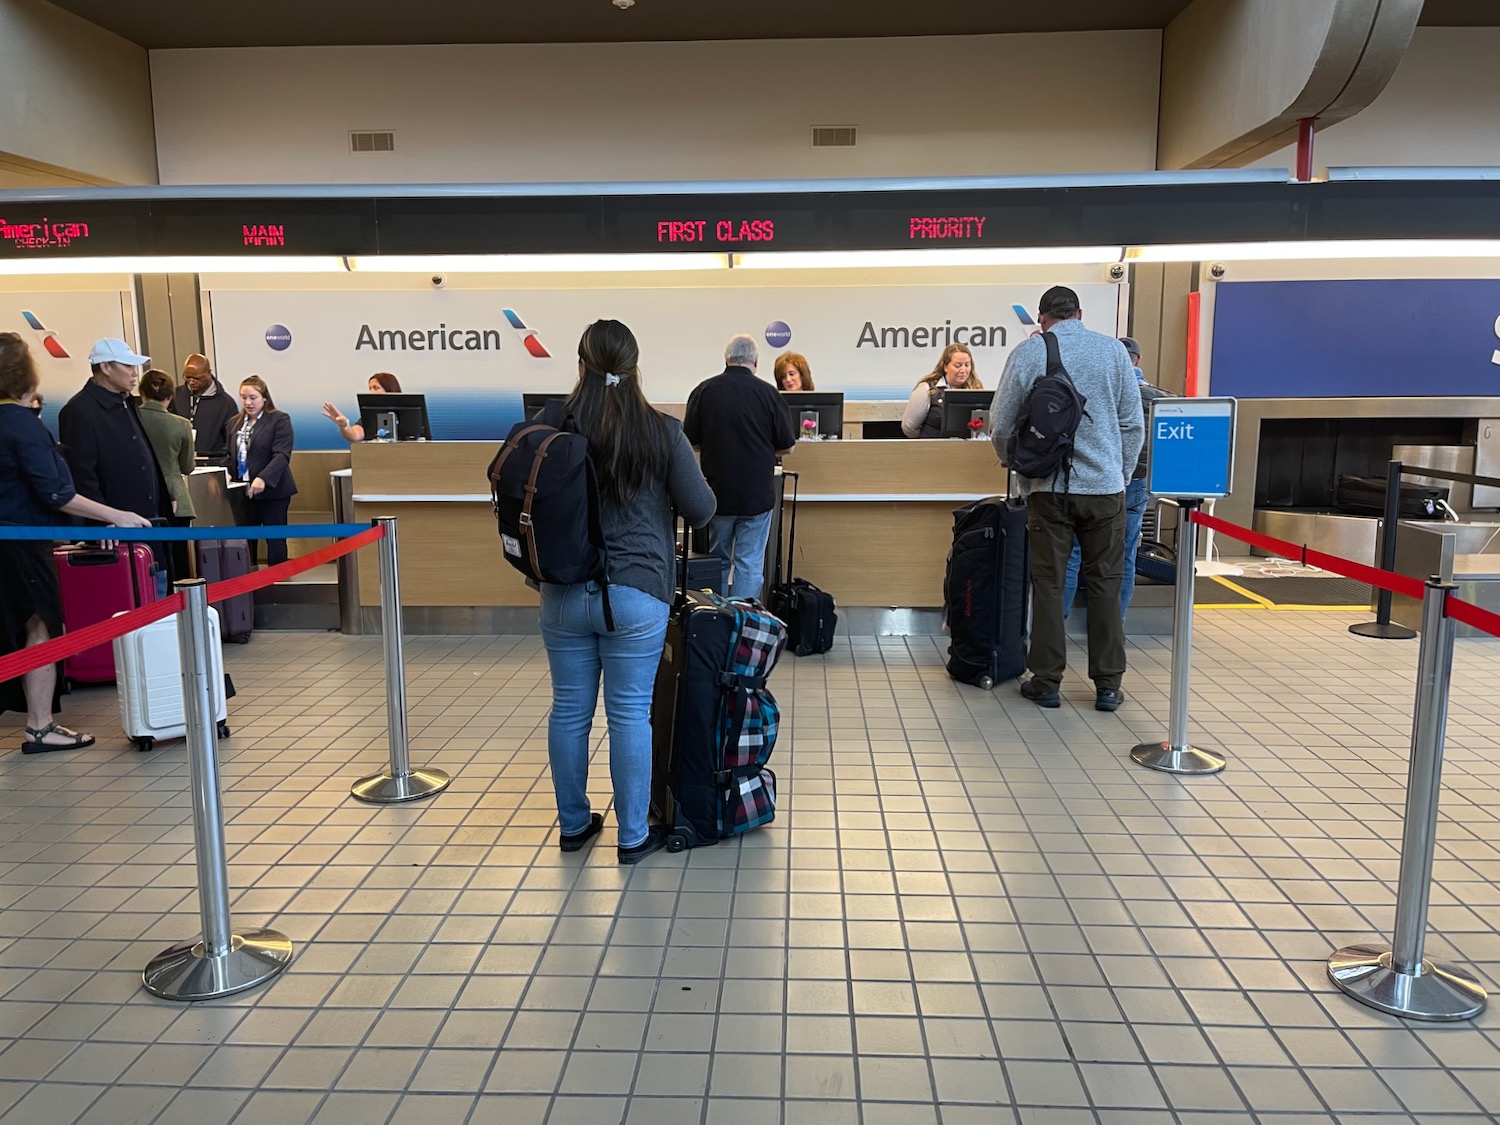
left=1328, top=579, right=1486, bottom=1020
left=1351, top=459, right=1416, bottom=639
left=352, top=517, right=451, bottom=803
left=142, top=580, right=292, bottom=1000
left=1130, top=501, right=1226, bottom=775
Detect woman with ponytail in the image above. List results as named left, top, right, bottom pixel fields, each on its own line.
left=540, top=320, right=716, bottom=864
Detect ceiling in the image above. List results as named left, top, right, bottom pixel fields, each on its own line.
left=45, top=0, right=1498, bottom=50
left=47, top=0, right=1198, bottom=49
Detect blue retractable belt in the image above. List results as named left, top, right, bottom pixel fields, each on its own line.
left=0, top=523, right=374, bottom=541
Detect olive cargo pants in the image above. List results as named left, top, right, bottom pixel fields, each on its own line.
left=1026, top=491, right=1128, bottom=693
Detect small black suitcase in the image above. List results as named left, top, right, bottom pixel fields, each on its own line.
left=944, top=495, right=1029, bottom=689
left=767, top=472, right=837, bottom=656
left=196, top=539, right=254, bottom=643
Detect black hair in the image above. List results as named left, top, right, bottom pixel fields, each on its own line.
left=564, top=320, right=671, bottom=507
left=139, top=369, right=175, bottom=402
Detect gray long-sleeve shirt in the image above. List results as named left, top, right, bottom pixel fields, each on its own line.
left=990, top=318, right=1144, bottom=497
left=599, top=417, right=718, bottom=605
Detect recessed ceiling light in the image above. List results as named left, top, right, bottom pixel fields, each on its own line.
left=612, top=0, right=635, bottom=9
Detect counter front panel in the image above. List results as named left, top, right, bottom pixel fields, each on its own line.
left=352, top=439, right=1005, bottom=609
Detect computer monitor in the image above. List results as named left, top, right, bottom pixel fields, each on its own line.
left=937, top=389, right=994, bottom=439
left=356, top=393, right=432, bottom=441
left=782, top=391, right=844, bottom=441
left=522, top=393, right=566, bottom=420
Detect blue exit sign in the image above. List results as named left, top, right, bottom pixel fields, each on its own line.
left=1147, top=397, right=1237, bottom=499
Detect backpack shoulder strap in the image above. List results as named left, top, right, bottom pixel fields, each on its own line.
left=1042, top=331, right=1063, bottom=376
left=490, top=423, right=553, bottom=484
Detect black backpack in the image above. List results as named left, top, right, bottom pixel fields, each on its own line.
left=487, top=405, right=614, bottom=627
left=1007, top=331, right=1087, bottom=487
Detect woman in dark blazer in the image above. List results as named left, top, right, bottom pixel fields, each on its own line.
left=223, top=375, right=297, bottom=566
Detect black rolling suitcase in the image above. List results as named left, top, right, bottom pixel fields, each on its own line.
left=767, top=472, right=837, bottom=656
left=196, top=539, right=254, bottom=643
left=650, top=535, right=788, bottom=851
left=944, top=494, right=1029, bottom=689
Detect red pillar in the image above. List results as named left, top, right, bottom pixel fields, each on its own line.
left=1296, top=117, right=1317, bottom=182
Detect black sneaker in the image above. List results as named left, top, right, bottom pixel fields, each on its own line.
left=559, top=812, right=604, bottom=853
left=1020, top=679, right=1061, bottom=708
left=618, top=827, right=668, bottom=865
left=1095, top=688, right=1126, bottom=712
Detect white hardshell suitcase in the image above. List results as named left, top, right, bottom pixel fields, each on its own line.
left=112, top=607, right=231, bottom=752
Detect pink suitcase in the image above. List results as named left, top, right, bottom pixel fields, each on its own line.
left=52, top=545, right=161, bottom=685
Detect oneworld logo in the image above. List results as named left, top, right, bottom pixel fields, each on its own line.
left=265, top=324, right=292, bottom=351
left=20, top=311, right=69, bottom=358
left=765, top=321, right=792, bottom=348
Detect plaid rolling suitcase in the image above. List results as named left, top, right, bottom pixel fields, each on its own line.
left=650, top=538, right=788, bottom=851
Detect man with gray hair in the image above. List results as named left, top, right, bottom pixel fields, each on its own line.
left=684, top=334, right=796, bottom=599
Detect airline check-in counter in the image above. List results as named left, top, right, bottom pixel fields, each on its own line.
left=348, top=436, right=1001, bottom=632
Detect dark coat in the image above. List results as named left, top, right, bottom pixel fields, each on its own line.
left=169, top=378, right=239, bottom=462
left=223, top=410, right=298, bottom=500
left=57, top=380, right=170, bottom=520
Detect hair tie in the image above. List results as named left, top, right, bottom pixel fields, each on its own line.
left=604, top=372, right=620, bottom=387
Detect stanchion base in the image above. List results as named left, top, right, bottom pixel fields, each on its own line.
left=142, top=928, right=292, bottom=1001
left=351, top=766, right=452, bottom=804
left=1349, top=621, right=1417, bottom=640
left=1328, top=944, right=1487, bottom=1021
left=1130, top=741, right=1226, bottom=775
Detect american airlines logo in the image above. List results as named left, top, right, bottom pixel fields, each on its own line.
left=20, top=311, right=69, bottom=358
left=503, top=309, right=551, bottom=358
left=352, top=308, right=552, bottom=357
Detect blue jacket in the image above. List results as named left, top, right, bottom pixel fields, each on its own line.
left=0, top=401, right=77, bottom=525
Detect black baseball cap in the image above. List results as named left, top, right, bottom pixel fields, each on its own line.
left=1037, top=286, right=1080, bottom=318
left=1118, top=336, right=1141, bottom=360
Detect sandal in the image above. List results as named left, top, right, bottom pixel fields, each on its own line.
left=22, top=722, right=95, bottom=755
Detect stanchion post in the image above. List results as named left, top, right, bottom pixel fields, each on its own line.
left=142, top=580, right=292, bottom=1000
left=352, top=517, right=452, bottom=803
left=1130, top=501, right=1227, bottom=775
left=1329, top=578, right=1485, bottom=1019
left=1351, top=459, right=1417, bottom=640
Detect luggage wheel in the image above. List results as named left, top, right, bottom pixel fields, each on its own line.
left=666, top=833, right=689, bottom=854
left=978, top=676, right=994, bottom=690
left=230, top=634, right=250, bottom=645
left=217, top=721, right=231, bottom=739
left=133, top=737, right=154, bottom=753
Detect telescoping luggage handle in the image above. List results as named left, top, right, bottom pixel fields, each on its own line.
left=773, top=471, right=800, bottom=589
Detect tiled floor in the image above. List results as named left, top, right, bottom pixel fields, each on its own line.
left=3, top=611, right=1500, bottom=1124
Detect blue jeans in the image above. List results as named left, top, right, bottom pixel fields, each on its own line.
left=1063, top=477, right=1150, bottom=622
left=709, top=510, right=774, bottom=600
left=539, top=581, right=669, bottom=850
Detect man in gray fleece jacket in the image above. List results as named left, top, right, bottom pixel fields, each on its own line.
left=991, top=286, right=1144, bottom=712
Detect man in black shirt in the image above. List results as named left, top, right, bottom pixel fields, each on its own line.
left=683, top=334, right=796, bottom=599
left=58, top=338, right=170, bottom=524
left=169, top=353, right=238, bottom=463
